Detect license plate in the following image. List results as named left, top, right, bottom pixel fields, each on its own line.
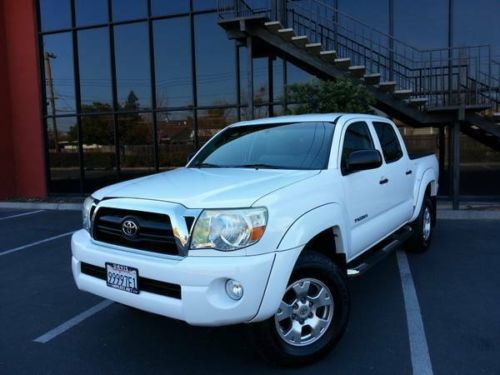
left=106, top=263, right=139, bottom=294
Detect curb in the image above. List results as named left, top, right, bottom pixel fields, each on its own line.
left=0, top=202, right=82, bottom=211
left=437, top=210, right=500, bottom=220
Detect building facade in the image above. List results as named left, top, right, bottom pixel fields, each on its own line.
left=0, top=0, right=499, bottom=199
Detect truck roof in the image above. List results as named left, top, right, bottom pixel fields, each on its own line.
left=230, top=113, right=390, bottom=127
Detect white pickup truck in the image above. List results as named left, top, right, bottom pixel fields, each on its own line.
left=72, top=113, right=438, bottom=366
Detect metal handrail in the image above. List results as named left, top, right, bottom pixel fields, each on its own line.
left=217, top=0, right=499, bottom=112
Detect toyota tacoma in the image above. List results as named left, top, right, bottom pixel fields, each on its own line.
left=72, top=113, right=438, bottom=366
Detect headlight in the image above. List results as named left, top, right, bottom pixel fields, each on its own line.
left=190, top=208, right=268, bottom=251
left=82, top=196, right=97, bottom=232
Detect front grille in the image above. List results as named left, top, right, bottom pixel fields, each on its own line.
left=92, top=207, right=179, bottom=256
left=80, top=262, right=182, bottom=299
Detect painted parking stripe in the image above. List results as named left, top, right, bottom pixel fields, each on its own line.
left=34, top=300, right=114, bottom=344
left=0, top=210, right=44, bottom=221
left=396, top=251, right=434, bottom=375
left=0, top=231, right=75, bottom=257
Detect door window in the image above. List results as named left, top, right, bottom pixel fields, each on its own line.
left=373, top=121, right=403, bottom=163
left=341, top=121, right=375, bottom=174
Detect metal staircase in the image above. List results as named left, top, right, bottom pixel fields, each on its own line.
left=217, top=0, right=500, bottom=150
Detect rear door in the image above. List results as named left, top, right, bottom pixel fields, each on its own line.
left=339, top=120, right=389, bottom=257
left=372, top=121, right=414, bottom=230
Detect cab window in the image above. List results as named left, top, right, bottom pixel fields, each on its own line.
left=373, top=121, right=403, bottom=163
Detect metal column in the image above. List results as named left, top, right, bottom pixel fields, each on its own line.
left=247, top=36, right=255, bottom=120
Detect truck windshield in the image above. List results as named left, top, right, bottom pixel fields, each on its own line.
left=189, top=122, right=334, bottom=170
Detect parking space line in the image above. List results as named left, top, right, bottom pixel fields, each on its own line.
left=34, top=300, right=114, bottom=344
left=0, top=210, right=44, bottom=221
left=396, top=251, right=434, bottom=375
left=0, top=231, right=75, bottom=257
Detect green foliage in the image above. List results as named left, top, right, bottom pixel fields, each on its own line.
left=286, top=79, right=375, bottom=114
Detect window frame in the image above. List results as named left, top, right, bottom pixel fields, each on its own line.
left=339, top=120, right=378, bottom=176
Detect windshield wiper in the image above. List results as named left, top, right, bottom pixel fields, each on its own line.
left=235, top=163, right=285, bottom=169
left=192, top=162, right=222, bottom=168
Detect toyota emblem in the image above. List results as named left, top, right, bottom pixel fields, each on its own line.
left=121, top=218, right=139, bottom=238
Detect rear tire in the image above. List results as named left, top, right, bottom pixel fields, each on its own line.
left=405, top=196, right=434, bottom=253
left=252, top=251, right=350, bottom=367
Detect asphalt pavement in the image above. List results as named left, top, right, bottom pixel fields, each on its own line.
left=0, top=209, right=498, bottom=374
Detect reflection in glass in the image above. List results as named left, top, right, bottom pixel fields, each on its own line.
left=394, top=0, right=447, bottom=49
left=197, top=108, right=238, bottom=146
left=195, top=13, right=236, bottom=106
left=81, top=114, right=117, bottom=192
left=75, top=0, right=108, bottom=26
left=43, top=33, right=76, bottom=115
left=154, top=17, right=192, bottom=108
left=118, top=113, right=155, bottom=179
left=156, top=111, right=195, bottom=169
left=193, top=0, right=217, bottom=11
left=151, top=0, right=190, bottom=16
left=39, top=0, right=71, bottom=31
left=114, top=23, right=151, bottom=110
left=46, top=116, right=81, bottom=193
left=338, top=0, right=388, bottom=35
left=112, top=0, right=147, bottom=22
left=78, top=28, right=112, bottom=110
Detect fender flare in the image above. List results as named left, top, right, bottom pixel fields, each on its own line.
left=410, top=168, right=437, bottom=222
left=251, top=204, right=349, bottom=322
left=277, top=202, right=349, bottom=253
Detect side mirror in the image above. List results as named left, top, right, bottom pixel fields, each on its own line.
left=346, top=149, right=382, bottom=174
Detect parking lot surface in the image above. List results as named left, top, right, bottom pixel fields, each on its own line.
left=0, top=208, right=499, bottom=374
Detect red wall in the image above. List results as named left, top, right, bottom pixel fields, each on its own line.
left=0, top=0, right=47, bottom=199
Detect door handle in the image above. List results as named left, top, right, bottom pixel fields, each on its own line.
left=406, top=170, right=412, bottom=175
left=379, top=177, right=389, bottom=185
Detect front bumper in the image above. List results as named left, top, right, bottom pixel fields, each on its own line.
left=71, top=230, right=281, bottom=326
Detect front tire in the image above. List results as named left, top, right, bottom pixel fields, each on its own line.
left=253, top=251, right=350, bottom=367
left=405, top=196, right=434, bottom=253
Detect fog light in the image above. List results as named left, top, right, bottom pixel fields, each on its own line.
left=225, top=279, right=244, bottom=300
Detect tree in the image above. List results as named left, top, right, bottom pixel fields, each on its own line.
left=286, top=78, right=375, bottom=114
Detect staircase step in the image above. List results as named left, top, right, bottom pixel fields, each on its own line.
left=319, top=50, right=337, bottom=62
left=277, top=28, right=296, bottom=41
left=264, top=21, right=283, bottom=32
left=408, top=97, right=428, bottom=106
left=348, top=65, right=366, bottom=78
left=393, top=89, right=413, bottom=99
left=305, top=42, right=322, bottom=54
left=378, top=81, right=397, bottom=92
left=334, top=57, right=351, bottom=69
left=363, top=73, right=381, bottom=85
left=291, top=35, right=309, bottom=48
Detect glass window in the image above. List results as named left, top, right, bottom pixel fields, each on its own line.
left=338, top=0, right=388, bottom=34
left=46, top=116, right=81, bottom=193
left=154, top=17, right=192, bottom=108
left=460, top=132, right=500, bottom=196
left=39, top=0, right=71, bottom=31
left=197, top=108, right=238, bottom=145
left=151, top=0, right=190, bottom=16
left=195, top=13, right=237, bottom=106
left=75, top=0, right=108, bottom=26
left=190, top=122, right=334, bottom=170
left=454, top=0, right=500, bottom=49
left=112, top=0, right=147, bottom=22
left=78, top=28, right=113, bottom=111
left=118, top=113, right=155, bottom=179
left=42, top=33, right=76, bottom=115
left=394, top=0, right=447, bottom=49
left=193, top=0, right=217, bottom=11
left=81, top=114, right=118, bottom=192
left=373, top=121, right=403, bottom=163
left=156, top=111, right=195, bottom=169
left=114, top=23, right=151, bottom=110
left=341, top=121, right=374, bottom=173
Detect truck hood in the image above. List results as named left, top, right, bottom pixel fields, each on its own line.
left=92, top=167, right=320, bottom=208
